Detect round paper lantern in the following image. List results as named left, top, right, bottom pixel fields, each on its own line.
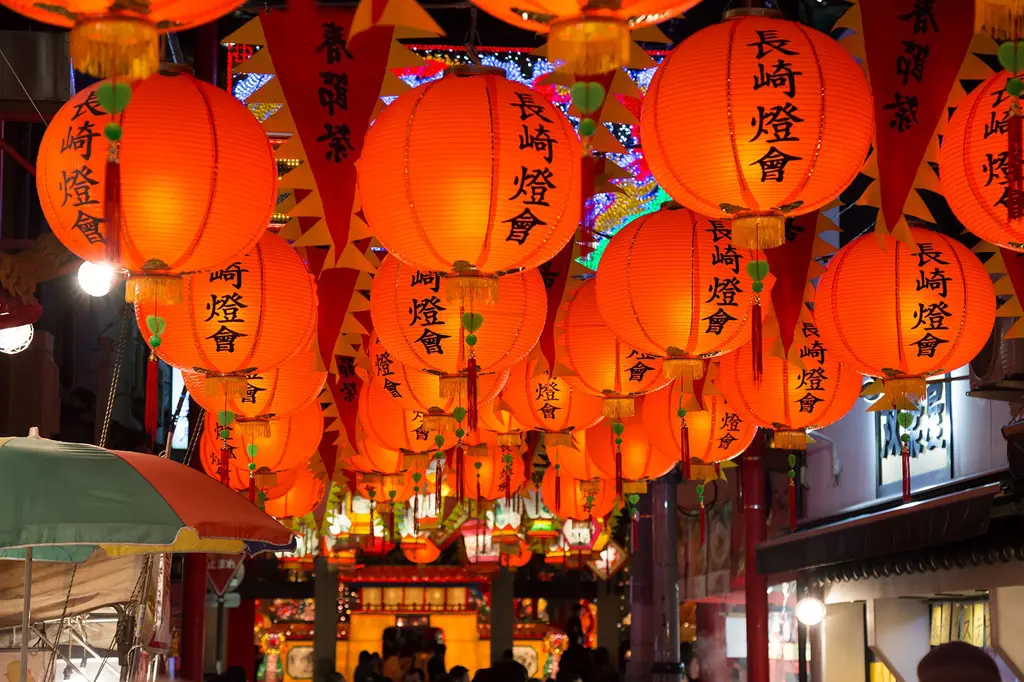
left=815, top=228, right=995, bottom=405
left=357, top=472, right=414, bottom=505
left=358, top=68, right=581, bottom=300
left=367, top=332, right=508, bottom=412
left=402, top=536, right=442, bottom=564
left=0, top=4, right=245, bottom=78
left=135, top=232, right=317, bottom=394
left=354, top=439, right=404, bottom=475
left=37, top=73, right=275, bottom=301
left=184, top=349, right=326, bottom=436
left=559, top=280, right=672, bottom=418
left=502, top=355, right=603, bottom=446
left=716, top=326, right=859, bottom=450
left=641, top=12, right=873, bottom=249
left=940, top=71, right=1024, bottom=251
left=371, top=255, right=546, bottom=382
left=540, top=468, right=616, bottom=521
left=201, top=401, right=324, bottom=482
left=498, top=539, right=533, bottom=569
left=264, top=467, right=326, bottom=520
left=546, top=432, right=607, bottom=482
left=358, top=381, right=446, bottom=454
left=461, top=433, right=526, bottom=502
left=478, top=402, right=528, bottom=447
left=586, top=408, right=677, bottom=490
left=642, top=380, right=758, bottom=465
left=596, top=205, right=764, bottom=378
left=202, top=453, right=300, bottom=500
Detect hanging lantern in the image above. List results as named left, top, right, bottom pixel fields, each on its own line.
left=940, top=70, right=1024, bottom=251
left=135, top=232, right=317, bottom=395
left=357, top=472, right=413, bottom=505
left=200, top=401, right=324, bottom=489
left=368, top=332, right=508, bottom=413
left=498, top=539, right=533, bottom=569
left=641, top=10, right=873, bottom=249
left=357, top=381, right=449, bottom=454
left=353, top=439, right=405, bottom=476
left=641, top=379, right=758, bottom=472
left=469, top=0, right=700, bottom=75
left=478, top=403, right=528, bottom=448
left=0, top=4, right=246, bottom=79
left=183, top=349, right=326, bottom=438
left=814, top=228, right=995, bottom=407
left=206, top=461, right=299, bottom=500
left=358, top=67, right=581, bottom=304
left=596, top=205, right=766, bottom=380
left=402, top=536, right=442, bottom=564
left=559, top=279, right=671, bottom=419
left=38, top=72, right=275, bottom=301
left=461, top=432, right=526, bottom=502
left=263, top=467, right=326, bottom=520
left=976, top=2, right=1024, bottom=41
left=502, top=355, right=603, bottom=447
left=546, top=432, right=607, bottom=482
left=540, top=468, right=616, bottom=521
left=585, top=406, right=677, bottom=493
left=716, top=325, right=861, bottom=450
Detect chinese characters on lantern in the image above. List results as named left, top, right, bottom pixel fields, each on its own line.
left=979, top=89, right=1023, bottom=215
left=624, top=348, right=656, bottom=384
left=59, top=91, right=106, bottom=245
left=242, top=373, right=267, bottom=405
left=534, top=379, right=563, bottom=421
left=718, top=410, right=744, bottom=451
left=909, top=242, right=952, bottom=359
left=504, top=92, right=558, bottom=245
left=702, top=221, right=744, bottom=336
left=882, top=0, right=938, bottom=133
left=795, top=322, right=828, bottom=415
left=374, top=350, right=403, bottom=399
left=336, top=356, right=358, bottom=404
left=747, top=28, right=804, bottom=183
left=205, top=262, right=250, bottom=353
left=315, top=22, right=355, bottom=163
left=408, top=270, right=451, bottom=356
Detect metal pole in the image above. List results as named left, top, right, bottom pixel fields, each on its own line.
left=743, top=437, right=769, bottom=682
left=626, top=493, right=653, bottom=682
left=651, top=469, right=682, bottom=682
left=214, top=597, right=225, bottom=675
left=20, top=547, right=31, bottom=682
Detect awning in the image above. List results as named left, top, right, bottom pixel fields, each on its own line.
left=756, top=482, right=1000, bottom=575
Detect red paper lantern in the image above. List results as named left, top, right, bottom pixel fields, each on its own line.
left=461, top=432, right=526, bottom=502
left=546, top=432, right=607, bottom=482
left=540, top=468, right=616, bottom=521
left=585, top=408, right=677, bottom=490
left=501, top=355, right=603, bottom=446
left=358, top=381, right=445, bottom=455
left=263, top=466, right=326, bottom=520
left=402, top=536, right=442, bottom=564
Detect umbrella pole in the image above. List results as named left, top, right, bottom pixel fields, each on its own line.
left=20, top=547, right=31, bottom=682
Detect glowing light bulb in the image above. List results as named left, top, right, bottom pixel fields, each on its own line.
left=0, top=324, right=33, bottom=354
left=78, top=261, right=115, bottom=297
left=795, top=597, right=827, bottom=626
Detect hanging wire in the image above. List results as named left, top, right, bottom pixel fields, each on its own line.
left=464, top=6, right=483, bottom=66
left=182, top=407, right=205, bottom=468
left=0, top=45, right=48, bottom=127
left=98, top=303, right=133, bottom=449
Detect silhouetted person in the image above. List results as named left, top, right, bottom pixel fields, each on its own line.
left=492, top=659, right=528, bottom=682
left=592, top=648, right=615, bottom=682
left=918, top=642, right=1000, bottom=682
left=355, top=652, right=374, bottom=682
left=449, top=666, right=469, bottom=682
left=427, top=643, right=447, bottom=681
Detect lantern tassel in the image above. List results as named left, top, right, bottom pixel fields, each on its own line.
left=549, top=16, right=630, bottom=75
left=435, top=459, right=443, bottom=514
left=902, top=441, right=912, bottom=503
left=103, top=142, right=121, bottom=263
left=219, top=446, right=231, bottom=486
left=144, top=352, right=158, bottom=450
left=662, top=357, right=705, bottom=381
left=238, top=419, right=271, bottom=440
left=126, top=274, right=183, bottom=306
left=204, top=374, right=249, bottom=401
left=413, top=493, right=419, bottom=534
left=699, top=500, right=706, bottom=546
left=732, top=213, right=786, bottom=250
left=751, top=295, right=763, bottom=384
left=601, top=396, right=634, bottom=419
left=614, top=445, right=623, bottom=498
left=554, top=468, right=561, bottom=512
left=771, top=429, right=808, bottom=451
left=447, top=272, right=499, bottom=307
left=70, top=17, right=159, bottom=80
left=1009, top=97, right=1023, bottom=222
left=977, top=0, right=1024, bottom=42
left=248, top=475, right=256, bottom=504
left=467, top=356, right=479, bottom=432
left=544, top=431, right=573, bottom=447
left=789, top=479, right=797, bottom=532
left=455, top=444, right=465, bottom=502
left=680, top=419, right=691, bottom=482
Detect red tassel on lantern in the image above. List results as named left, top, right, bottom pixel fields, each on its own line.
left=219, top=446, right=230, bottom=486
left=104, top=148, right=121, bottom=263
left=248, top=475, right=256, bottom=503
left=435, top=459, right=444, bottom=514
left=680, top=419, right=691, bottom=482
left=455, top=444, right=465, bottom=502
left=554, top=468, right=561, bottom=512
left=751, top=296, right=763, bottom=384
left=144, top=353, right=159, bottom=450
left=413, top=493, right=420, bottom=534
left=1008, top=99, right=1023, bottom=221
left=788, top=480, right=797, bottom=531
left=467, top=356, right=479, bottom=431
left=901, top=442, right=912, bottom=503
left=614, top=445, right=623, bottom=497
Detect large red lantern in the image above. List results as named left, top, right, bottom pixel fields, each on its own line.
left=596, top=205, right=764, bottom=379
left=814, top=228, right=995, bottom=407
left=37, top=73, right=275, bottom=301
left=358, top=68, right=581, bottom=303
left=357, top=382, right=445, bottom=455
left=546, top=432, right=606, bottom=482
left=460, top=433, right=526, bottom=502
left=501, top=355, right=603, bottom=446
left=641, top=12, right=873, bottom=249
left=263, top=467, right=326, bottom=520
left=585, top=408, right=677, bottom=493
left=559, top=280, right=671, bottom=418
left=540, top=468, right=616, bottom=521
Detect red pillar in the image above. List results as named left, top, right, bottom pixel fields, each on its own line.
left=227, top=599, right=256, bottom=682
left=743, top=436, right=769, bottom=682
left=181, top=554, right=208, bottom=681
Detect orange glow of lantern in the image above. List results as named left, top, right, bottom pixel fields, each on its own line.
left=462, top=432, right=526, bottom=502
left=38, top=73, right=275, bottom=300
left=502, top=355, right=603, bottom=447
left=358, top=68, right=581, bottom=303
left=546, top=432, right=606, bottom=482
left=540, top=468, right=616, bottom=521
left=641, top=12, right=873, bottom=249
left=586, top=407, right=677, bottom=492
left=357, top=381, right=446, bottom=455
left=814, top=228, right=995, bottom=408
left=402, top=536, right=442, bottom=564
left=263, top=466, right=326, bottom=520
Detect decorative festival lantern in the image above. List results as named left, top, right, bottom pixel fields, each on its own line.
left=940, top=70, right=1024, bottom=251
left=469, top=0, right=700, bottom=74
left=200, top=401, right=323, bottom=492
left=498, top=539, right=533, bottom=569
left=135, top=232, right=317, bottom=394
left=205, top=459, right=299, bottom=501
left=585, top=407, right=677, bottom=494
left=0, top=2, right=246, bottom=78
left=478, top=402, right=529, bottom=447
left=368, top=332, right=508, bottom=413
left=642, top=378, right=758, bottom=474
left=358, top=68, right=581, bottom=304
left=540, top=468, right=616, bottom=521
left=183, top=349, right=326, bottom=438
left=596, top=205, right=765, bottom=379
left=357, top=472, right=413, bottom=541
left=402, top=536, right=442, bottom=564
left=502, top=355, right=603, bottom=446
left=641, top=11, right=873, bottom=249
left=263, top=467, right=326, bottom=520
left=559, top=279, right=671, bottom=418
left=357, top=381, right=445, bottom=455
left=814, top=228, right=995, bottom=408
left=37, top=72, right=275, bottom=300
left=546, top=432, right=607, bottom=482
left=461, top=432, right=526, bottom=503
left=353, top=439, right=405, bottom=476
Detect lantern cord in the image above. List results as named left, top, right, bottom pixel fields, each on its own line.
left=614, top=444, right=623, bottom=498
left=464, top=7, right=483, bottom=66
left=98, top=302, right=132, bottom=449
left=144, top=351, right=159, bottom=451
left=901, top=441, right=912, bottom=503
left=554, top=467, right=561, bottom=512
left=751, top=294, right=763, bottom=384
left=680, top=416, right=690, bottom=483
left=0, top=46, right=48, bottom=127
left=455, top=444, right=465, bottom=502
left=789, top=451, right=798, bottom=532
left=467, top=356, right=479, bottom=431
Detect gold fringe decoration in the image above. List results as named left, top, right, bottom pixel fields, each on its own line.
left=662, top=357, right=706, bottom=380
left=622, top=480, right=647, bottom=495
left=70, top=16, right=160, bottom=80
left=732, top=213, right=786, bottom=250
left=770, top=429, right=808, bottom=451
left=549, top=16, right=631, bottom=75
left=446, top=272, right=499, bottom=307
left=496, top=432, right=522, bottom=447
left=438, top=374, right=468, bottom=397
left=423, top=409, right=457, bottom=433
left=543, top=431, right=573, bottom=448
left=884, top=376, right=928, bottom=407
left=601, top=395, right=634, bottom=419
left=254, top=468, right=279, bottom=489
left=204, top=374, right=249, bottom=400
left=976, top=0, right=1024, bottom=41
left=125, top=274, right=183, bottom=306
left=238, top=418, right=272, bottom=440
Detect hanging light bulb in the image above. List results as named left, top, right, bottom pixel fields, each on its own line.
left=78, top=261, right=115, bottom=297
left=0, top=324, right=33, bottom=355
left=795, top=596, right=827, bottom=626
